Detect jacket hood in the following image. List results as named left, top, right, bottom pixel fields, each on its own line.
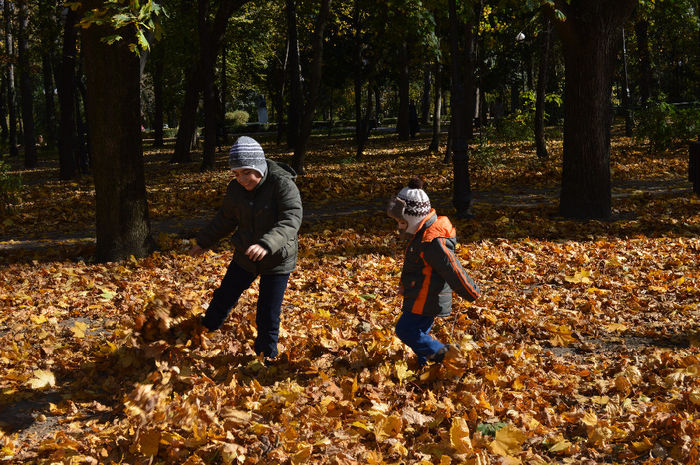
left=267, top=160, right=297, bottom=181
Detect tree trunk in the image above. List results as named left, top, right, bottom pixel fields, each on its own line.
left=41, top=54, right=57, bottom=147
left=292, top=0, right=331, bottom=174
left=57, top=7, right=78, bottom=179
left=397, top=41, right=410, bottom=140
left=421, top=64, right=431, bottom=124
left=3, top=0, right=19, bottom=158
left=174, top=0, right=249, bottom=164
left=82, top=11, right=154, bottom=262
left=0, top=77, right=7, bottom=141
left=535, top=17, right=552, bottom=160
left=448, top=0, right=477, bottom=218
left=286, top=0, right=302, bottom=151
left=219, top=42, right=228, bottom=146
left=552, top=0, right=637, bottom=220
left=172, top=66, right=200, bottom=163
left=274, top=40, right=289, bottom=146
left=75, top=74, right=90, bottom=173
left=153, top=48, right=164, bottom=147
left=17, top=0, right=36, bottom=167
left=429, top=62, right=442, bottom=152
left=199, top=0, right=217, bottom=171
left=634, top=18, right=651, bottom=104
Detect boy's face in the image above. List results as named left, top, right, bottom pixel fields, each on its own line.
left=233, top=168, right=262, bottom=191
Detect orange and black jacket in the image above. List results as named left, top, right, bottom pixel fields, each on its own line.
left=400, top=211, right=480, bottom=317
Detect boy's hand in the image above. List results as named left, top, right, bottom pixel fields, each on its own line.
left=245, top=244, right=268, bottom=262
left=189, top=244, right=205, bottom=257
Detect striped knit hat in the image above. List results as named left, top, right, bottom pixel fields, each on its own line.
left=228, top=136, right=267, bottom=177
left=395, top=178, right=431, bottom=234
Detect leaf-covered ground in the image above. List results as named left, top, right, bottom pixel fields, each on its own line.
left=1, top=131, right=699, bottom=464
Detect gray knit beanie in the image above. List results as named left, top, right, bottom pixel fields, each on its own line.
left=228, top=136, right=267, bottom=177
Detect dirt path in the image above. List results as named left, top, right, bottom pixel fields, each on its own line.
left=0, top=178, right=692, bottom=256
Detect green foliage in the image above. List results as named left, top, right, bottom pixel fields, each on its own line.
left=71, top=0, right=165, bottom=54
left=635, top=97, right=700, bottom=151
left=470, top=129, right=500, bottom=171
left=225, top=110, right=250, bottom=127
left=492, top=90, right=562, bottom=144
left=476, top=421, right=507, bottom=438
left=0, top=160, right=22, bottom=215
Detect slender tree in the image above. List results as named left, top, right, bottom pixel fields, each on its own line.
left=448, top=0, right=479, bottom=218
left=57, top=7, right=78, bottom=179
left=291, top=0, right=332, bottom=174
left=428, top=61, right=442, bottom=152
left=3, top=0, right=19, bottom=158
left=17, top=0, right=37, bottom=167
left=535, top=16, right=552, bottom=160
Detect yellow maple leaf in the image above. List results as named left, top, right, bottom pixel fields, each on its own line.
left=291, top=444, right=313, bottom=464
left=450, top=417, right=473, bottom=453
left=71, top=321, right=88, bottom=338
left=28, top=369, right=56, bottom=389
left=565, top=269, right=592, bottom=284
left=395, top=360, right=414, bottom=382
left=490, top=424, right=527, bottom=457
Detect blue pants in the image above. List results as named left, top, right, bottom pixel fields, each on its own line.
left=202, top=260, right=290, bottom=358
left=395, top=312, right=445, bottom=365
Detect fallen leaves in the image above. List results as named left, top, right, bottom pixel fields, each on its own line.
left=0, top=135, right=698, bottom=464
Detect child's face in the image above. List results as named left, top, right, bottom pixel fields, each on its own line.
left=395, top=218, right=412, bottom=240
left=233, top=168, right=262, bottom=191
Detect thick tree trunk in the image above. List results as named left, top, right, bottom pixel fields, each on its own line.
left=17, top=0, right=36, bottom=167
left=57, top=7, right=78, bottom=179
left=635, top=19, right=651, bottom=104
left=3, top=0, right=19, bottom=158
left=429, top=62, right=442, bottom=152
left=82, top=15, right=154, bottom=262
left=535, top=17, right=552, bottom=160
left=397, top=41, right=410, bottom=141
left=553, top=0, right=637, bottom=220
left=448, top=0, right=477, bottom=218
left=292, top=0, right=331, bottom=174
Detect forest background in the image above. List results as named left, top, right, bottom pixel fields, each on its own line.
left=0, top=0, right=699, bottom=464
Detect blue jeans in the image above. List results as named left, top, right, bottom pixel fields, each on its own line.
left=202, top=260, right=290, bottom=358
left=395, top=312, right=445, bottom=365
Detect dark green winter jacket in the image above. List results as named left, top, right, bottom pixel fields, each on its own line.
left=196, top=160, right=303, bottom=275
left=401, top=211, right=480, bottom=317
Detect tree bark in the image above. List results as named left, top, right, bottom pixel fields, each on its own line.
left=535, top=17, right=552, bottom=160
left=3, top=0, right=19, bottom=158
left=551, top=0, right=637, bottom=220
left=429, top=62, right=442, bottom=152
left=171, top=65, right=200, bottom=163
left=199, top=0, right=218, bottom=171
left=82, top=9, right=154, bottom=262
left=17, top=0, right=37, bottom=167
left=397, top=41, right=410, bottom=141
left=448, top=0, right=477, bottom=218
left=57, top=7, right=78, bottom=179
left=0, top=77, right=7, bottom=141
left=286, top=0, right=302, bottom=151
left=292, top=0, right=331, bottom=174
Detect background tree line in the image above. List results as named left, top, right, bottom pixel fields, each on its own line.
left=0, top=0, right=698, bottom=261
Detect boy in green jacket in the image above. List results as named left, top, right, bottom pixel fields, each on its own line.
left=189, top=136, right=302, bottom=360
left=387, top=178, right=481, bottom=366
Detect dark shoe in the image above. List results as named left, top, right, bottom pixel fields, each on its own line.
left=427, top=344, right=460, bottom=363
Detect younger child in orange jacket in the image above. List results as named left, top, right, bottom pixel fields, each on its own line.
left=387, top=178, right=481, bottom=365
